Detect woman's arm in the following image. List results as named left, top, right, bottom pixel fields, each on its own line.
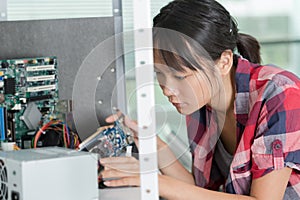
left=157, top=137, right=194, bottom=184
left=101, top=135, right=292, bottom=199
left=102, top=162, right=291, bottom=200
left=250, top=167, right=292, bottom=200
left=159, top=167, right=292, bottom=200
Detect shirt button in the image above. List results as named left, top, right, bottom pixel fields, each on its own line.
left=273, top=139, right=282, bottom=150
left=275, top=143, right=282, bottom=150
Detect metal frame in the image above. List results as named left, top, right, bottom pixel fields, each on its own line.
left=133, top=0, right=159, bottom=199
left=0, top=0, right=7, bottom=21
left=113, top=0, right=127, bottom=114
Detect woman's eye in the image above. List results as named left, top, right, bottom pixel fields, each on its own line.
left=174, top=75, right=186, bottom=80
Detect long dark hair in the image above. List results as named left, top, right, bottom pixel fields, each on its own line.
left=153, top=0, right=261, bottom=71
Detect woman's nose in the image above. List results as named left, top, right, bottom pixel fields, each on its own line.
left=161, top=85, right=178, bottom=97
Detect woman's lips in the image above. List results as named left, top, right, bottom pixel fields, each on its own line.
left=171, top=102, right=187, bottom=108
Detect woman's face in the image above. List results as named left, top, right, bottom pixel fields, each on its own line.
left=154, top=59, right=212, bottom=115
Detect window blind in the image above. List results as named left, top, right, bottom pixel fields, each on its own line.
left=7, top=0, right=112, bottom=20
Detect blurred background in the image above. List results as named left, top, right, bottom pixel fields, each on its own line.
left=4, top=0, right=300, bottom=170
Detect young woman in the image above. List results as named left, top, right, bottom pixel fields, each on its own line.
left=100, top=0, right=300, bottom=199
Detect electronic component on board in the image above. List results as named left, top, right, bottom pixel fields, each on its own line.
left=0, top=57, right=59, bottom=147
left=78, top=119, right=134, bottom=158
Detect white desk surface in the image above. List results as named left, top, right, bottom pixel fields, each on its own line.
left=99, top=187, right=141, bottom=200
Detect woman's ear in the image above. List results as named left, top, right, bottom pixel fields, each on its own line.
left=216, top=50, right=233, bottom=76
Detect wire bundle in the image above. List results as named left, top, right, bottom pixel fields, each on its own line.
left=33, top=120, right=80, bottom=149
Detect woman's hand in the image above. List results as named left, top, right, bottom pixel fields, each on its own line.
left=104, top=111, right=194, bottom=185
left=99, top=156, right=186, bottom=199
left=105, top=111, right=168, bottom=150
left=100, top=157, right=196, bottom=200
left=105, top=111, right=139, bottom=146
left=105, top=111, right=138, bottom=132
left=100, top=156, right=141, bottom=187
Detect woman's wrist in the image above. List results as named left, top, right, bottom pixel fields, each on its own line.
left=158, top=174, right=170, bottom=199
left=158, top=174, right=185, bottom=200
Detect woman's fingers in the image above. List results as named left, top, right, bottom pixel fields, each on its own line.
left=103, top=109, right=140, bottom=150
left=124, top=116, right=138, bottom=133
left=100, top=156, right=141, bottom=187
left=101, top=157, right=139, bottom=172
left=103, top=176, right=140, bottom=187
left=96, top=125, right=113, bottom=132
left=101, top=156, right=137, bottom=164
left=104, top=110, right=139, bottom=138
left=104, top=164, right=139, bottom=173
left=102, top=167, right=139, bottom=179
left=105, top=113, right=122, bottom=123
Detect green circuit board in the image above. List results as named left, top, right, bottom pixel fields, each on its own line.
left=0, top=57, right=59, bottom=148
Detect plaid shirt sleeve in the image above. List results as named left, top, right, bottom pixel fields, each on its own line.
left=249, top=66, right=300, bottom=179
left=227, top=58, right=300, bottom=197
left=188, top=57, right=300, bottom=197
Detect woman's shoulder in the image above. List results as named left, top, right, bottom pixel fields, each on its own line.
left=236, top=57, right=300, bottom=87
left=236, top=57, right=300, bottom=106
left=239, top=59, right=300, bottom=96
left=250, top=63, right=300, bottom=87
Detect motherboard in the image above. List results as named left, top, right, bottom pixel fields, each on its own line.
left=0, top=57, right=59, bottom=148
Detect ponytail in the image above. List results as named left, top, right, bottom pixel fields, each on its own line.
left=236, top=33, right=261, bottom=64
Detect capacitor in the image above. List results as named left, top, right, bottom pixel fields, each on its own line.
left=0, top=94, right=5, bottom=103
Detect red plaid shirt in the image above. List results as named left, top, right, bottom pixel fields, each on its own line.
left=187, top=57, right=300, bottom=198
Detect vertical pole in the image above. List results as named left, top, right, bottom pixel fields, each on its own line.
left=113, top=0, right=127, bottom=113
left=133, top=0, right=159, bottom=199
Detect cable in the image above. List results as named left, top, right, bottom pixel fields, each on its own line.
left=33, top=120, right=80, bottom=149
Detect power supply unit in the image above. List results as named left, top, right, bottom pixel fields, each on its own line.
left=0, top=147, right=98, bottom=200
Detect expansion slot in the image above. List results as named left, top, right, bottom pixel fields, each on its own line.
left=27, top=84, right=56, bottom=92
left=28, top=95, right=52, bottom=102
left=26, top=75, right=55, bottom=82
left=26, top=65, right=55, bottom=72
